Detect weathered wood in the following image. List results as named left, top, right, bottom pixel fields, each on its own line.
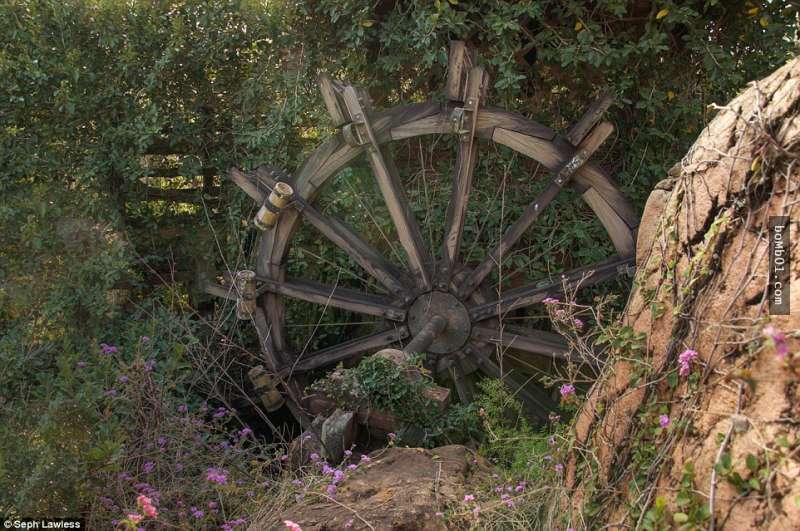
left=469, top=255, right=635, bottom=322
left=204, top=281, right=237, bottom=301
left=437, top=66, right=489, bottom=287
left=339, top=85, right=432, bottom=290
left=582, top=187, right=636, bottom=256
left=472, top=325, right=569, bottom=360
left=445, top=41, right=476, bottom=102
left=294, top=198, right=410, bottom=297
left=235, top=270, right=257, bottom=319
left=317, top=72, right=349, bottom=127
left=459, top=122, right=615, bottom=298
left=567, top=93, right=614, bottom=146
left=404, top=315, right=448, bottom=354
left=286, top=327, right=409, bottom=374
left=253, top=275, right=405, bottom=320
left=449, top=357, right=475, bottom=404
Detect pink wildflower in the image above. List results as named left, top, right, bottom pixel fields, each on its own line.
left=678, top=349, right=698, bottom=376
left=326, top=484, right=337, bottom=497
left=559, top=383, right=575, bottom=398
left=659, top=414, right=670, bottom=428
left=309, top=453, right=320, bottom=462
left=572, top=317, right=584, bottom=329
left=387, top=432, right=396, bottom=440
left=206, top=467, right=228, bottom=484
left=344, top=519, right=354, bottom=529
left=76, top=361, right=87, bottom=369
left=555, top=463, right=564, bottom=473
left=284, top=521, right=302, bottom=531
left=347, top=464, right=358, bottom=471
left=463, top=494, right=475, bottom=503
left=190, top=507, right=204, bottom=519
left=178, top=404, right=188, bottom=413
left=542, top=297, right=559, bottom=305
left=142, top=462, right=155, bottom=474
left=141, top=336, right=150, bottom=343
left=763, top=325, right=789, bottom=359
left=127, top=514, right=143, bottom=523
left=360, top=454, right=371, bottom=463
left=239, top=427, right=253, bottom=438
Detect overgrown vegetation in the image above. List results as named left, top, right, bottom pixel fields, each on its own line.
left=1, top=0, right=798, bottom=525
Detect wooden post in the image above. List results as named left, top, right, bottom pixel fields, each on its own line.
left=235, top=270, right=257, bottom=320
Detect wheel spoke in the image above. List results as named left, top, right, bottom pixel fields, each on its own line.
left=285, top=326, right=409, bottom=374
left=469, top=255, right=634, bottom=322
left=472, top=325, right=569, bottom=360
left=295, top=198, right=411, bottom=297
left=458, top=121, right=614, bottom=299
left=253, top=275, right=405, bottom=321
left=449, top=356, right=475, bottom=404
left=438, top=66, right=488, bottom=287
left=243, top=166, right=411, bottom=297
left=468, top=347, right=556, bottom=421
left=339, top=85, right=432, bottom=290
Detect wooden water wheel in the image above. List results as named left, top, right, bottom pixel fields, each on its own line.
left=207, top=42, right=638, bottom=427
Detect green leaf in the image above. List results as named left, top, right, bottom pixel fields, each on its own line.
left=673, top=512, right=689, bottom=523
left=746, top=453, right=758, bottom=472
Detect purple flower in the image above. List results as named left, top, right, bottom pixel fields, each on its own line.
left=360, top=454, right=371, bottom=463
left=387, top=432, right=396, bottom=440
left=104, top=389, right=117, bottom=397
left=239, top=427, right=253, bottom=438
left=763, top=325, right=789, bottom=359
left=141, top=336, right=150, bottom=343
left=463, top=494, right=475, bottom=503
left=572, top=317, right=584, bottom=329
left=76, top=361, right=87, bottom=369
left=344, top=449, right=352, bottom=457
left=555, top=463, right=564, bottom=473
left=347, top=464, right=357, bottom=471
left=344, top=519, right=354, bottom=529
left=659, top=414, right=670, bottom=428
left=190, top=507, right=204, bottom=519
left=117, top=375, right=129, bottom=383
left=542, top=297, right=559, bottom=305
left=175, top=463, right=184, bottom=472
left=515, top=482, right=526, bottom=492
left=213, top=407, right=229, bottom=418
left=100, top=343, right=117, bottom=355
left=279, top=454, right=289, bottom=462
left=333, top=470, right=345, bottom=484
left=143, top=360, right=156, bottom=372
left=157, top=437, right=166, bottom=447
left=322, top=464, right=334, bottom=475
left=142, top=462, right=155, bottom=474
left=678, top=349, right=699, bottom=376
left=206, top=467, right=228, bottom=484
left=548, top=435, right=556, bottom=446
left=291, top=479, right=302, bottom=487
left=559, top=384, right=576, bottom=398
left=118, top=471, right=132, bottom=481
left=208, top=501, right=218, bottom=509
left=309, top=453, right=320, bottom=462
left=177, top=404, right=188, bottom=413
left=326, top=484, right=337, bottom=497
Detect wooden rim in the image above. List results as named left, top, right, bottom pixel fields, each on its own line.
left=252, top=101, right=639, bottom=423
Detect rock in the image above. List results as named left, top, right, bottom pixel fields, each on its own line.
left=320, top=409, right=356, bottom=462
left=257, top=445, right=491, bottom=530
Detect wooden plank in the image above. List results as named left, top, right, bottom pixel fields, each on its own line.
left=449, top=357, right=475, bottom=404
left=567, top=93, right=614, bottom=146
left=204, top=281, right=237, bottom=301
left=445, top=40, right=476, bottom=101
left=228, top=167, right=266, bottom=203
left=295, top=198, right=410, bottom=297
left=459, top=122, right=614, bottom=298
left=583, top=187, right=636, bottom=256
left=437, top=66, right=489, bottom=286
left=339, top=85, right=432, bottom=290
left=286, top=327, right=409, bottom=374
left=318, top=72, right=349, bottom=127
left=469, top=255, right=634, bottom=322
left=253, top=275, right=405, bottom=320
left=472, top=325, right=569, bottom=360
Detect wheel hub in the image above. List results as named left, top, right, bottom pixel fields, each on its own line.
left=406, top=291, right=471, bottom=354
